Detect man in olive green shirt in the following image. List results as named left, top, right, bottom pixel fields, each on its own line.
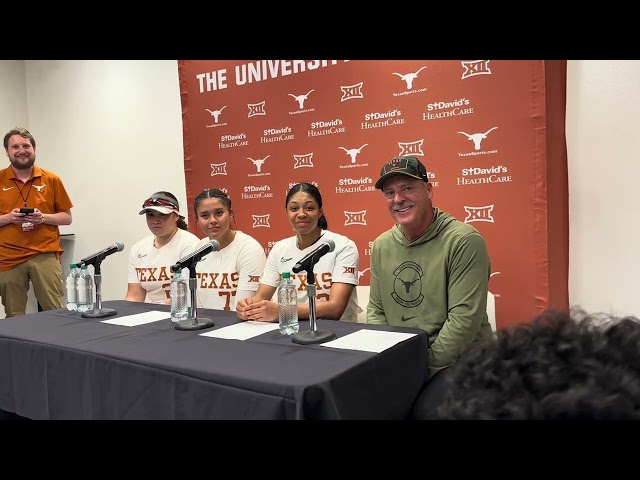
left=367, top=155, right=494, bottom=418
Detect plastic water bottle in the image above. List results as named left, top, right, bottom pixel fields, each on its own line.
left=65, top=264, right=79, bottom=311
left=170, top=268, right=189, bottom=323
left=76, top=265, right=94, bottom=313
left=278, top=271, right=299, bottom=335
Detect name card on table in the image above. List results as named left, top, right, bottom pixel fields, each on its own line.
left=101, top=310, right=170, bottom=327
left=321, top=329, right=416, bottom=353
left=200, top=321, right=280, bottom=341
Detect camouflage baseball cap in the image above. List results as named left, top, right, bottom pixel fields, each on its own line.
left=375, top=156, right=429, bottom=189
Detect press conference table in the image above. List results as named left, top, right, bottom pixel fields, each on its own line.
left=0, top=301, right=429, bottom=420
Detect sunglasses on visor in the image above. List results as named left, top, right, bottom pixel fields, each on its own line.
left=142, top=196, right=178, bottom=209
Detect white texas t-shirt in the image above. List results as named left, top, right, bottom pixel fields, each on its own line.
left=127, top=229, right=201, bottom=304
left=260, top=230, right=360, bottom=322
left=193, top=231, right=266, bottom=312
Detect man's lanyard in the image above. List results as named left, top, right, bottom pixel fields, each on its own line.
left=13, top=178, right=34, bottom=207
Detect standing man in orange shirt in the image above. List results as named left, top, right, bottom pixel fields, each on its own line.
left=0, top=127, right=74, bottom=317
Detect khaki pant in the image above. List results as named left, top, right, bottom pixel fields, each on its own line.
left=0, top=253, right=63, bottom=318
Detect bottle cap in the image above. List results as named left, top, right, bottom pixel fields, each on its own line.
left=281, top=271, right=290, bottom=279
left=174, top=268, right=182, bottom=274
left=69, top=263, right=76, bottom=268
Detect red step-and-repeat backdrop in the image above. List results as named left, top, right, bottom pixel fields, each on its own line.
left=178, top=60, right=568, bottom=328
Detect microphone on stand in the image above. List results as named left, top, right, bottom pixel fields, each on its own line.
left=77, top=242, right=125, bottom=267
left=77, top=241, right=125, bottom=319
left=171, top=240, right=219, bottom=272
left=172, top=240, right=219, bottom=331
left=292, top=239, right=335, bottom=274
left=291, top=239, right=337, bottom=345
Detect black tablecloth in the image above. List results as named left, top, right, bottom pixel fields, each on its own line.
left=0, top=301, right=429, bottom=419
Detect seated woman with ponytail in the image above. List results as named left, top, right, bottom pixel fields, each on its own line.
left=192, top=188, right=266, bottom=312
left=236, top=182, right=360, bottom=322
left=125, top=191, right=200, bottom=304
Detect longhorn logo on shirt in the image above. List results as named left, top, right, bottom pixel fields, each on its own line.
left=392, top=261, right=424, bottom=307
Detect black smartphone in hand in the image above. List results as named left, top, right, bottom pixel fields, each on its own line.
left=19, top=208, right=34, bottom=214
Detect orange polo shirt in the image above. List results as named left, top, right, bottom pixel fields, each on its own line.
left=0, top=164, right=74, bottom=272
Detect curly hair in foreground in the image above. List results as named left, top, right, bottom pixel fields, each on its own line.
left=438, top=308, right=640, bottom=420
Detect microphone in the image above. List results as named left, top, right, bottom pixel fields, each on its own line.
left=171, top=240, right=220, bottom=272
left=292, top=239, right=335, bottom=273
left=78, top=242, right=125, bottom=267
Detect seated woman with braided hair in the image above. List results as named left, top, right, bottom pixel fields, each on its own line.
left=236, top=182, right=360, bottom=323
left=192, top=188, right=266, bottom=312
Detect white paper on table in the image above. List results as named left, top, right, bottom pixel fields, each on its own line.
left=101, top=310, right=170, bottom=327
left=199, top=321, right=280, bottom=340
left=320, top=329, right=416, bottom=353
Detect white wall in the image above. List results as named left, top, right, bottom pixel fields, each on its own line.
left=566, top=60, right=640, bottom=317
left=1, top=60, right=638, bottom=319
left=24, top=60, right=189, bottom=304
left=0, top=61, right=28, bottom=133
left=0, top=60, right=39, bottom=316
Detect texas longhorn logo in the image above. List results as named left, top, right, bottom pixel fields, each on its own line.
left=289, top=90, right=314, bottom=109
left=393, top=66, right=427, bottom=90
left=205, top=106, right=226, bottom=123
left=339, top=144, right=367, bottom=164
left=458, top=127, right=498, bottom=150
left=248, top=155, right=270, bottom=173
left=392, top=262, right=424, bottom=308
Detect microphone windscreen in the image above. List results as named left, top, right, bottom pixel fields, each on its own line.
left=325, top=239, right=336, bottom=252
